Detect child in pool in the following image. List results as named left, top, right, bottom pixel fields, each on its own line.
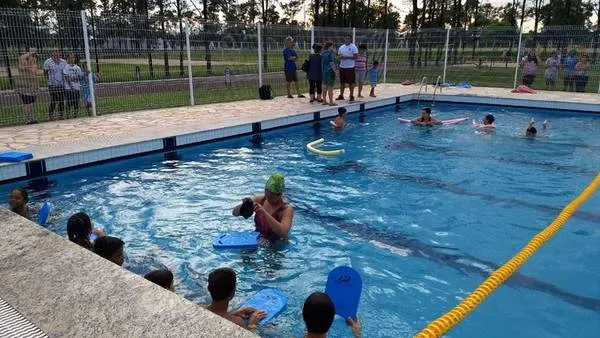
left=333, top=107, right=347, bottom=128
left=411, top=107, right=442, bottom=126
left=522, top=118, right=548, bottom=137
left=473, top=114, right=496, bottom=129
left=144, top=269, right=174, bottom=291
left=93, top=236, right=125, bottom=266
left=8, top=188, right=36, bottom=221
left=205, top=267, right=266, bottom=333
left=303, top=292, right=362, bottom=338
left=67, top=212, right=105, bottom=250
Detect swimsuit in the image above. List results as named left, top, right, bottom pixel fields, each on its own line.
left=254, top=197, right=288, bottom=241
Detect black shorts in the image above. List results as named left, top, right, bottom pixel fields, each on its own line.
left=20, top=94, right=36, bottom=104
left=285, top=70, right=298, bottom=82
left=340, top=68, right=355, bottom=84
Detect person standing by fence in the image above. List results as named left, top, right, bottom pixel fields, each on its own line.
left=321, top=41, right=338, bottom=106
left=307, top=44, right=323, bottom=103
left=544, top=51, right=560, bottom=90
left=574, top=55, right=590, bottom=93
left=16, top=48, right=39, bottom=124
left=283, top=36, right=305, bottom=99
left=521, top=51, right=538, bottom=88
left=563, top=49, right=577, bottom=92
left=63, top=53, right=82, bottom=119
left=43, top=48, right=67, bottom=120
left=355, top=44, right=368, bottom=98
left=337, top=34, right=358, bottom=102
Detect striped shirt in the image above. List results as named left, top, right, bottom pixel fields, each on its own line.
left=355, top=54, right=367, bottom=71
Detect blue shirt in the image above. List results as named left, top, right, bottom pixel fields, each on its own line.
left=369, top=67, right=378, bottom=83
left=565, top=55, right=577, bottom=73
left=283, top=48, right=297, bottom=73
left=321, top=50, right=335, bottom=74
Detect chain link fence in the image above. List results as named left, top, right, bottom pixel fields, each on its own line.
left=1, top=7, right=599, bottom=127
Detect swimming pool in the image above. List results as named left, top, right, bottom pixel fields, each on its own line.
left=2, top=101, right=599, bottom=337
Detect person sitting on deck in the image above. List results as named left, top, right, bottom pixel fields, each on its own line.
left=232, top=173, right=294, bottom=242
left=411, top=108, right=442, bottom=126
left=205, top=267, right=266, bottom=333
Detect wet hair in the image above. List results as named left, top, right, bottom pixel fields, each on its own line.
left=144, top=269, right=174, bottom=290
left=484, top=114, right=495, bottom=124
left=11, top=188, right=29, bottom=203
left=358, top=44, right=367, bottom=50
left=67, top=212, right=93, bottom=250
left=324, top=41, right=333, bottom=49
left=93, top=236, right=124, bottom=263
left=313, top=43, right=323, bottom=53
left=303, top=292, right=335, bottom=334
left=526, top=126, right=537, bottom=135
left=338, top=107, right=347, bottom=116
left=208, top=267, right=236, bottom=301
left=373, top=60, right=379, bottom=66
left=422, top=107, right=432, bottom=114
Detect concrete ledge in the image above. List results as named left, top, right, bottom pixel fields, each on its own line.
left=0, top=208, right=255, bottom=338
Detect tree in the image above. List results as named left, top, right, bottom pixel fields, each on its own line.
left=541, top=0, right=594, bottom=26
left=280, top=0, right=303, bottom=25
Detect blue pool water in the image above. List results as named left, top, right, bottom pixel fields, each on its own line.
left=2, top=102, right=600, bottom=337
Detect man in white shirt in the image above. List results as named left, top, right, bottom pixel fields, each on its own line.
left=63, top=53, right=82, bottom=119
left=337, top=34, right=358, bottom=102
left=43, top=48, right=67, bottom=120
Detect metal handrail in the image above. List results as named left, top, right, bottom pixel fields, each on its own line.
left=416, top=77, right=427, bottom=104
left=432, top=75, right=442, bottom=106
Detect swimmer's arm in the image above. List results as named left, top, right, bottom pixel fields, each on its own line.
left=232, top=195, right=262, bottom=216
left=410, top=118, right=423, bottom=125
left=263, top=205, right=294, bottom=237
left=430, top=117, right=443, bottom=125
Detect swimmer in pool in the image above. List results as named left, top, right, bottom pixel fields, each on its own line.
left=8, top=188, right=36, bottom=221
left=473, top=114, right=496, bottom=129
left=333, top=107, right=348, bottom=128
left=411, top=108, right=442, bottom=126
left=521, top=118, right=549, bottom=137
left=232, top=173, right=294, bottom=242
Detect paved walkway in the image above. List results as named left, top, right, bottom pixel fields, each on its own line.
left=0, top=84, right=598, bottom=157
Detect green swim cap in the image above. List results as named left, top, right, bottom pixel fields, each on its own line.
left=265, top=173, right=285, bottom=194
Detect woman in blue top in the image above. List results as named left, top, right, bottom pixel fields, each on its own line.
left=321, top=41, right=337, bottom=106
left=563, top=50, right=577, bottom=92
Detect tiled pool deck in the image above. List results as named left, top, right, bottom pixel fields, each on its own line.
left=0, top=84, right=598, bottom=337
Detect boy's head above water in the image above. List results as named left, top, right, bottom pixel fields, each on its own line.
left=421, top=107, right=432, bottom=116
left=338, top=107, right=347, bottom=117
left=208, top=267, right=236, bottom=302
left=303, top=292, right=335, bottom=334
left=484, top=114, right=495, bottom=125
left=526, top=126, right=537, bottom=136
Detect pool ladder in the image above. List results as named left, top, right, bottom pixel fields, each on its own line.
left=416, top=77, right=428, bottom=104
left=432, top=75, right=442, bottom=106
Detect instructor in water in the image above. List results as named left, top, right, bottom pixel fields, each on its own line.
left=232, top=173, right=294, bottom=241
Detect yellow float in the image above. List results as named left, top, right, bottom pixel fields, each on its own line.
left=306, top=138, right=345, bottom=156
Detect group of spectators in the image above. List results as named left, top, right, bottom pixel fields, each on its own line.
left=16, top=47, right=97, bottom=124
left=521, top=49, right=591, bottom=92
left=283, top=34, right=379, bottom=106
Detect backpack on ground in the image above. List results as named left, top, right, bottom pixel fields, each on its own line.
left=259, top=85, right=274, bottom=100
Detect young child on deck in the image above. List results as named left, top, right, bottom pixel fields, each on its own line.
left=80, top=63, right=98, bottom=116
left=206, top=267, right=266, bottom=333
left=355, top=45, right=367, bottom=98
left=369, top=61, right=379, bottom=97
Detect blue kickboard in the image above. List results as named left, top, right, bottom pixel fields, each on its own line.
left=240, top=288, right=287, bottom=325
left=0, top=151, right=33, bottom=163
left=325, top=266, right=362, bottom=320
left=37, top=202, right=52, bottom=226
left=212, top=231, right=260, bottom=249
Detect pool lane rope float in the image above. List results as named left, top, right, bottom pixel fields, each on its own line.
left=414, top=173, right=600, bottom=338
left=307, top=138, right=345, bottom=156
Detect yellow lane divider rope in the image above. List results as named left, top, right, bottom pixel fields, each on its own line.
left=415, top=173, right=600, bottom=338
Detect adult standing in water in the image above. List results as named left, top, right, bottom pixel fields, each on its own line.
left=43, top=48, right=67, bottom=120
left=232, top=173, right=294, bottom=241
